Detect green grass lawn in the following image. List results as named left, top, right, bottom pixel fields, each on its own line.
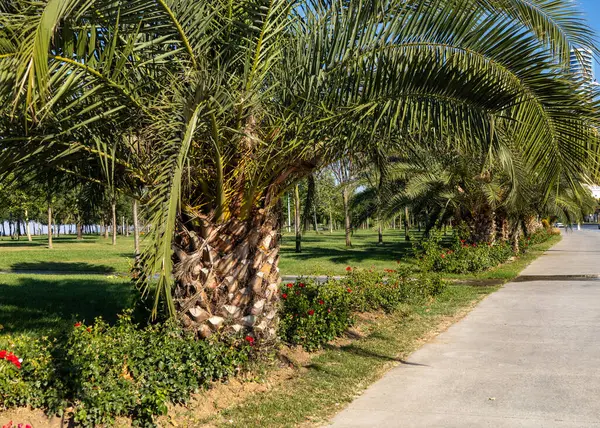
left=0, top=234, right=136, bottom=273
left=0, top=273, right=135, bottom=336
left=279, top=229, right=433, bottom=275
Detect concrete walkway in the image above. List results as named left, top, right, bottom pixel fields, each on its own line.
left=329, top=226, right=600, bottom=427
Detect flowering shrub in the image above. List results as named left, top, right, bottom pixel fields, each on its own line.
left=340, top=267, right=445, bottom=312
left=278, top=280, right=354, bottom=351
left=414, top=231, right=515, bottom=274
left=279, top=269, right=446, bottom=351
left=415, top=226, right=557, bottom=274
left=519, top=227, right=559, bottom=252
left=0, top=312, right=251, bottom=426
left=2, top=422, right=31, bottom=428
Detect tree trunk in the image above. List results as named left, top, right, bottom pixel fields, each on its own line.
left=77, top=222, right=83, bottom=240
left=404, top=207, right=410, bottom=241
left=313, top=204, right=318, bottom=233
left=342, top=186, right=352, bottom=247
left=133, top=199, right=140, bottom=258
left=329, top=210, right=333, bottom=234
left=111, top=201, right=117, bottom=245
left=512, top=223, right=521, bottom=253
left=25, top=210, right=32, bottom=242
left=173, top=212, right=281, bottom=342
left=287, top=193, right=292, bottom=233
left=378, top=223, right=383, bottom=244
left=294, top=184, right=301, bottom=253
left=15, top=218, right=21, bottom=240
left=47, top=206, right=53, bottom=249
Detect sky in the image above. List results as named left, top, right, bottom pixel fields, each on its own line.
left=579, top=0, right=600, bottom=75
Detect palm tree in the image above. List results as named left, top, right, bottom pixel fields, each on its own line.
left=1, top=0, right=598, bottom=342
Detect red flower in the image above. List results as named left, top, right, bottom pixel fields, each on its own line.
left=460, top=239, right=466, bottom=244
left=282, top=293, right=288, bottom=299
left=441, top=254, right=445, bottom=259
left=245, top=336, right=255, bottom=346
left=295, top=291, right=300, bottom=295
left=347, top=288, right=352, bottom=293
left=307, top=309, right=315, bottom=316
left=86, top=327, right=92, bottom=333
left=319, top=300, right=324, bottom=305
left=299, top=283, right=305, bottom=288
left=286, top=283, right=293, bottom=288
left=327, top=309, right=331, bottom=313
left=472, top=243, right=477, bottom=247
left=346, top=266, right=352, bottom=272
left=74, top=322, right=82, bottom=327
left=2, top=421, right=12, bottom=428
left=1, top=351, right=22, bottom=369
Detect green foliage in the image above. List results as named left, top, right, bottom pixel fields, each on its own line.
left=278, top=268, right=446, bottom=351
left=0, top=312, right=251, bottom=426
left=278, top=280, right=354, bottom=352
left=414, top=230, right=515, bottom=274
left=519, top=228, right=560, bottom=253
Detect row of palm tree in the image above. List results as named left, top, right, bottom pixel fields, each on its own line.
left=1, top=0, right=599, bottom=341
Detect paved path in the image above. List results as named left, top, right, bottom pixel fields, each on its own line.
left=329, top=226, right=600, bottom=427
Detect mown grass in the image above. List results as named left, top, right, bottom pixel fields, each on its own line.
left=0, top=273, right=135, bottom=336
left=0, top=229, right=428, bottom=275
left=0, top=234, right=136, bottom=273
left=279, top=229, right=432, bottom=275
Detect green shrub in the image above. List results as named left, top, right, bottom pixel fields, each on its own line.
left=414, top=230, right=515, bottom=274
left=0, top=312, right=251, bottom=427
left=278, top=279, right=354, bottom=351
left=519, top=227, right=557, bottom=252
left=279, top=268, right=446, bottom=351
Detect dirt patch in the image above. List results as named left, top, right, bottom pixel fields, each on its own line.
left=0, top=407, right=64, bottom=428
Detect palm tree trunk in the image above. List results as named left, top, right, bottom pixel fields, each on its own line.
left=111, top=201, right=117, bottom=245
left=313, top=204, right=318, bottom=232
left=294, top=184, right=301, bottom=253
left=378, top=222, right=383, bottom=244
left=342, top=186, right=351, bottom=247
left=47, top=205, right=53, bottom=249
left=77, top=222, right=83, bottom=240
left=173, top=212, right=281, bottom=341
left=512, top=223, right=521, bottom=253
left=133, top=199, right=140, bottom=258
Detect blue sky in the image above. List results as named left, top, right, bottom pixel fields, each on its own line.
left=579, top=0, right=600, bottom=75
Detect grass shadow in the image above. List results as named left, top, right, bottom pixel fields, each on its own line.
left=0, top=276, right=135, bottom=334
left=9, top=262, right=117, bottom=273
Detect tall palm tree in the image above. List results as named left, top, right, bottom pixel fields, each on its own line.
left=1, top=0, right=598, bottom=342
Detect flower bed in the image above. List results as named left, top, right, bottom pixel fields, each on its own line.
left=414, top=227, right=558, bottom=274
left=278, top=267, right=446, bottom=350
left=0, top=313, right=251, bottom=426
